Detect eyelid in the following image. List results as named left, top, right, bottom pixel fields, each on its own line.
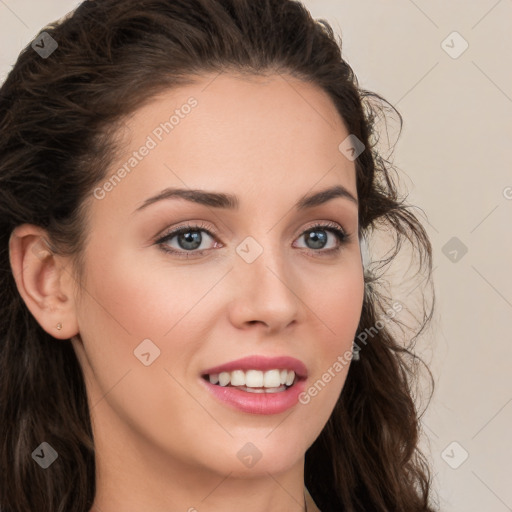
left=300, top=220, right=347, bottom=235
left=154, top=221, right=218, bottom=241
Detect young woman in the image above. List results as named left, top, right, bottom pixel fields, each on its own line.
left=0, top=0, right=437, bottom=511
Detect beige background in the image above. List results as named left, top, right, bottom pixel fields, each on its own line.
left=1, top=1, right=511, bottom=511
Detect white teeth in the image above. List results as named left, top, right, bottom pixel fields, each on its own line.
left=245, top=370, right=263, bottom=387
left=244, top=385, right=287, bottom=393
left=206, top=368, right=297, bottom=388
left=230, top=370, right=245, bottom=386
left=244, top=387, right=265, bottom=394
left=263, top=369, right=281, bottom=388
left=218, top=372, right=230, bottom=386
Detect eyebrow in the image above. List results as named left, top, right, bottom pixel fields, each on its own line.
left=134, top=184, right=358, bottom=213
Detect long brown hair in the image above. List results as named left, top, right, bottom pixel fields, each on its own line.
left=0, top=1, right=437, bottom=510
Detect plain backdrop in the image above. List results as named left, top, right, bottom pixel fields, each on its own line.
left=1, top=1, right=511, bottom=511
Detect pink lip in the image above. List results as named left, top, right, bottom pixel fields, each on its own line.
left=200, top=378, right=307, bottom=415
left=201, top=355, right=308, bottom=379
left=200, top=355, right=308, bottom=415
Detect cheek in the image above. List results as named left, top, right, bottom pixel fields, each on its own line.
left=323, top=274, right=363, bottom=335
left=297, top=258, right=364, bottom=417
left=74, top=239, right=231, bottom=390
left=78, top=238, right=219, bottom=338
left=307, top=257, right=364, bottom=351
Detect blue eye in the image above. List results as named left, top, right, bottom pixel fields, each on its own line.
left=155, top=222, right=218, bottom=258
left=155, top=221, right=350, bottom=258
left=295, top=223, right=349, bottom=254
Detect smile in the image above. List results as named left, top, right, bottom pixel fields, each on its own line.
left=203, top=368, right=297, bottom=393
left=200, top=356, right=307, bottom=414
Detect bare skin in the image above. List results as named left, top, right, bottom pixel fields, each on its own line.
left=10, top=72, right=364, bottom=512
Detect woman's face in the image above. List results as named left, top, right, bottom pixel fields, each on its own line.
left=71, top=72, right=364, bottom=479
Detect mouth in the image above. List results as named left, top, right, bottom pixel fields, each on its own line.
left=201, top=368, right=299, bottom=393
left=199, top=355, right=308, bottom=414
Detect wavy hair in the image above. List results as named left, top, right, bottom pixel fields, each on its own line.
left=0, top=0, right=437, bottom=510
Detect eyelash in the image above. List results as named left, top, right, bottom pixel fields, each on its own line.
left=154, top=221, right=351, bottom=259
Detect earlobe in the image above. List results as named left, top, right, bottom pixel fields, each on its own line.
left=8, top=224, right=79, bottom=340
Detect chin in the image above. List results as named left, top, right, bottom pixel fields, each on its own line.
left=202, top=434, right=308, bottom=478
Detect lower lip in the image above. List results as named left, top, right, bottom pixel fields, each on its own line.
left=200, top=378, right=306, bottom=415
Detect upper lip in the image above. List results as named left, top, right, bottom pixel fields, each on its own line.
left=202, top=355, right=308, bottom=379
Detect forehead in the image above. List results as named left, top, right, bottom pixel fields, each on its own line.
left=92, top=72, right=357, bottom=216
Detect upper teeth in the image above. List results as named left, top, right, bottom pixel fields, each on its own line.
left=208, top=369, right=296, bottom=387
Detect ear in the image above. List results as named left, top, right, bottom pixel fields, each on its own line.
left=8, top=224, right=79, bottom=340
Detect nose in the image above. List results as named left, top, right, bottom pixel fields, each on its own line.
left=227, top=240, right=301, bottom=334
